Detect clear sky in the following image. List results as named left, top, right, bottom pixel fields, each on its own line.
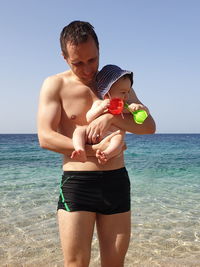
left=0, top=0, right=199, bottom=133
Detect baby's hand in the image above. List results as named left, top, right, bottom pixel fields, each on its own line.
left=101, top=99, right=110, bottom=112
left=127, top=103, right=149, bottom=115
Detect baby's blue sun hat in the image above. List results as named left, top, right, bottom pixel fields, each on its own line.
left=96, top=64, right=133, bottom=99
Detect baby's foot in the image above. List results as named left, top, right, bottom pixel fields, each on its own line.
left=96, top=150, right=108, bottom=165
left=71, top=150, right=87, bottom=163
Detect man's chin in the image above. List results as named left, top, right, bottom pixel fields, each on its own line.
left=82, top=76, right=95, bottom=84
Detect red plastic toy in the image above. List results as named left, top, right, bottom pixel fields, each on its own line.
left=108, top=98, right=124, bottom=115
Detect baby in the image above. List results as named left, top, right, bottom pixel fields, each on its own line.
left=71, top=64, right=149, bottom=164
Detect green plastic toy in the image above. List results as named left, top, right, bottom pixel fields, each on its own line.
left=124, top=103, right=148, bottom=124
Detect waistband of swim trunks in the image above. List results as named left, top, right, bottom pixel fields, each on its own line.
left=63, top=167, right=127, bottom=176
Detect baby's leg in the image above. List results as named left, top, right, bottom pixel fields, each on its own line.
left=96, top=131, right=125, bottom=164
left=71, top=126, right=87, bottom=163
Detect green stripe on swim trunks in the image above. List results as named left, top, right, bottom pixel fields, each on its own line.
left=60, top=178, right=71, bottom=212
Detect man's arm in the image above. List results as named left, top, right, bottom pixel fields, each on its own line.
left=112, top=112, right=155, bottom=134
left=37, top=76, right=75, bottom=155
left=86, top=88, right=156, bottom=143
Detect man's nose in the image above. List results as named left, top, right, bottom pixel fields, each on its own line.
left=83, top=65, right=92, bottom=75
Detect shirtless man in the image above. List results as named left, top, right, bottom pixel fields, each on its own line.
left=37, top=21, right=156, bottom=267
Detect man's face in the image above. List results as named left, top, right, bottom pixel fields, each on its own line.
left=65, top=36, right=99, bottom=85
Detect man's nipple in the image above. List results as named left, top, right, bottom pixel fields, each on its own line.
left=71, top=115, right=77, bottom=120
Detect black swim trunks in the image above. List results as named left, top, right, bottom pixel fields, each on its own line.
left=57, top=167, right=130, bottom=214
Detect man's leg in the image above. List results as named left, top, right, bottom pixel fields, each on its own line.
left=58, top=209, right=96, bottom=267
left=96, top=211, right=131, bottom=267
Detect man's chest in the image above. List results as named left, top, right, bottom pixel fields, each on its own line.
left=60, top=85, right=98, bottom=125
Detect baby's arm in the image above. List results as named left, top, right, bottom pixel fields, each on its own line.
left=124, top=103, right=150, bottom=115
left=86, top=99, right=110, bottom=123
left=71, top=126, right=87, bottom=163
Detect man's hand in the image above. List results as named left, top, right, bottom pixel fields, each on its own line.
left=86, top=113, right=114, bottom=144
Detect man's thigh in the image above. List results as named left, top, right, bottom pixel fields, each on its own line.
left=96, top=211, right=131, bottom=267
left=57, top=209, right=96, bottom=263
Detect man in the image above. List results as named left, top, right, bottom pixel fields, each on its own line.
left=37, top=21, right=155, bottom=267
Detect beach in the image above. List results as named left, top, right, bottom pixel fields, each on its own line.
left=0, top=134, right=200, bottom=266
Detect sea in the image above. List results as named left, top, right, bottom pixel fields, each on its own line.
left=0, top=134, right=200, bottom=267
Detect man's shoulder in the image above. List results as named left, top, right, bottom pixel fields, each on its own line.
left=44, top=70, right=71, bottom=84
left=41, top=71, right=71, bottom=93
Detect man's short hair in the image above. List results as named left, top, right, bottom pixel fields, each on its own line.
left=60, top=20, right=99, bottom=57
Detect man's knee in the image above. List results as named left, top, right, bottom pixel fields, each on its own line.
left=101, top=257, right=125, bottom=267
left=100, top=246, right=128, bottom=267
left=63, top=253, right=90, bottom=267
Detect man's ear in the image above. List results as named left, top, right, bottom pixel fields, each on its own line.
left=61, top=51, right=67, bottom=61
